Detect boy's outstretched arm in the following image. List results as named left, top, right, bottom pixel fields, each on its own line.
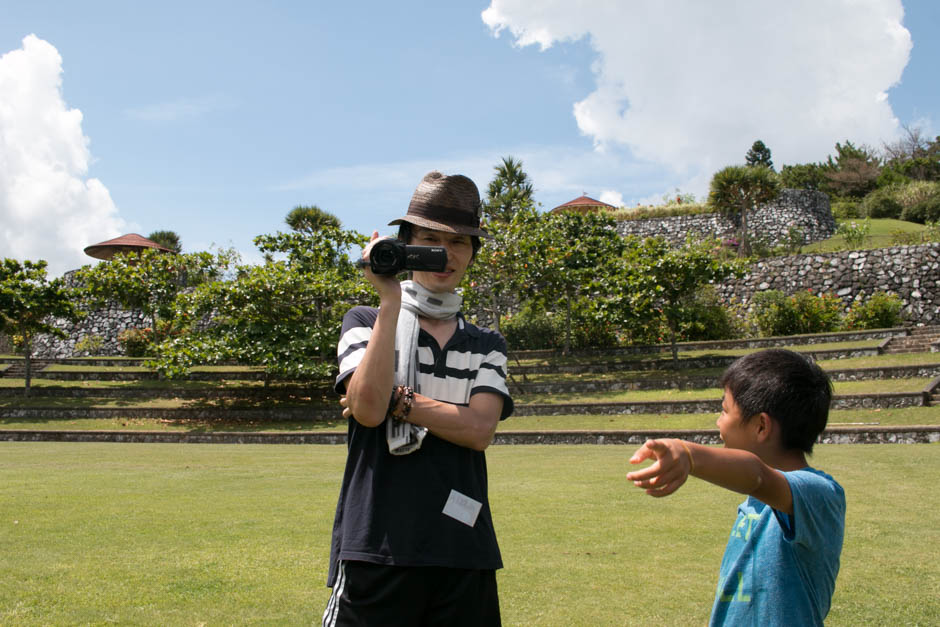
left=626, top=439, right=795, bottom=515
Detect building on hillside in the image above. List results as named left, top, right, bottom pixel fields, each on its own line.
left=550, top=195, right=617, bottom=214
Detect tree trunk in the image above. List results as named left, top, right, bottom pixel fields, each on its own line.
left=670, top=328, right=679, bottom=369
left=23, top=336, right=32, bottom=398
left=563, top=289, right=572, bottom=355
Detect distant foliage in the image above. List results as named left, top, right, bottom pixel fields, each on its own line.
left=830, top=199, right=862, bottom=219
left=501, top=304, right=561, bottom=351
left=843, top=292, right=904, bottom=330
left=745, top=140, right=774, bottom=170
left=677, top=285, right=746, bottom=342
left=74, top=334, right=105, bottom=356
left=117, top=327, right=154, bottom=357
left=859, top=186, right=903, bottom=219
left=147, top=230, right=182, bottom=253
left=750, top=290, right=842, bottom=337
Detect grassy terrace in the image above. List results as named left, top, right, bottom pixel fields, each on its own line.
left=509, top=339, right=885, bottom=367
left=2, top=335, right=937, bottom=435
left=512, top=378, right=930, bottom=405
left=1, top=406, right=937, bottom=434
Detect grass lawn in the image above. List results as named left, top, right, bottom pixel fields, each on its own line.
left=802, top=218, right=930, bottom=253
left=0, top=443, right=936, bottom=625
left=499, top=406, right=940, bottom=431
left=2, top=405, right=938, bottom=433
left=514, top=377, right=932, bottom=405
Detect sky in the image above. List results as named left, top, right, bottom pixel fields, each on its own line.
left=1, top=0, right=938, bottom=276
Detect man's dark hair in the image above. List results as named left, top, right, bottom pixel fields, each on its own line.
left=719, top=348, right=832, bottom=453
left=397, top=222, right=482, bottom=260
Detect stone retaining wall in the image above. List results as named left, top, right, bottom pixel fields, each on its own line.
left=717, top=242, right=940, bottom=325
left=616, top=189, right=834, bottom=247
left=2, top=427, right=937, bottom=445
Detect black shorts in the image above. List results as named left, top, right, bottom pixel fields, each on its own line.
left=322, top=561, right=501, bottom=627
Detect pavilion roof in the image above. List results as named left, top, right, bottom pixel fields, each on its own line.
left=83, top=233, right=174, bottom=260
left=550, top=195, right=617, bottom=213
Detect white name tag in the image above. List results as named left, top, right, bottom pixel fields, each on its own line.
left=442, top=489, right=482, bottom=527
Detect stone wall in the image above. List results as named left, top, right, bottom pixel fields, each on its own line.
left=33, top=305, right=149, bottom=358
left=716, top=242, right=940, bottom=325
left=616, top=189, right=834, bottom=247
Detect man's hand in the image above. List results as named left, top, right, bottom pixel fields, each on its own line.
left=626, top=439, right=694, bottom=497
left=360, top=231, right=402, bottom=302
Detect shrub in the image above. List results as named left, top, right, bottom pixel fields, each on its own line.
left=924, top=221, right=940, bottom=243
left=750, top=289, right=842, bottom=336
left=895, top=181, right=940, bottom=211
left=501, top=307, right=561, bottom=351
left=901, top=194, right=940, bottom=224
left=836, top=218, right=871, bottom=249
left=679, top=286, right=745, bottom=341
left=830, top=199, right=862, bottom=219
left=74, top=334, right=104, bottom=356
left=890, top=230, right=921, bottom=246
left=843, top=292, right=904, bottom=330
left=859, top=186, right=902, bottom=219
left=117, top=327, right=154, bottom=357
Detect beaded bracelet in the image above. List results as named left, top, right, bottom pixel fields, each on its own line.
left=396, top=386, right=415, bottom=421
left=389, top=385, right=414, bottom=421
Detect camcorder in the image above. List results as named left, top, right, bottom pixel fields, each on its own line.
left=357, top=238, right=448, bottom=276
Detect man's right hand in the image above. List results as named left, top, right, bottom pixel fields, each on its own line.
left=360, top=231, right=402, bottom=302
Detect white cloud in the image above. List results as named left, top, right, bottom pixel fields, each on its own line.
left=598, top=190, right=623, bottom=207
left=483, top=0, right=912, bottom=177
left=1, top=35, right=125, bottom=276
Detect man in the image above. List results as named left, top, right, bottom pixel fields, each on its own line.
left=323, top=171, right=514, bottom=626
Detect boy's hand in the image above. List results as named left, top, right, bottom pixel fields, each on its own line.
left=626, top=439, right=693, bottom=497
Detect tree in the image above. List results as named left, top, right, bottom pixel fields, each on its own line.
left=74, top=248, right=235, bottom=338
left=625, top=238, right=745, bottom=367
left=512, top=210, right=628, bottom=353
left=463, top=205, right=540, bottom=334
left=882, top=125, right=940, bottom=182
left=745, top=140, right=774, bottom=171
left=780, top=163, right=826, bottom=191
left=0, top=259, right=81, bottom=396
left=147, top=230, right=182, bottom=253
left=285, top=205, right=342, bottom=234
left=483, top=156, right=535, bottom=224
left=708, top=165, right=781, bottom=256
left=153, top=224, right=371, bottom=381
left=823, top=141, right=881, bottom=198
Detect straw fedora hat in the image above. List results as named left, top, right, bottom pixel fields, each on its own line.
left=389, top=171, right=492, bottom=239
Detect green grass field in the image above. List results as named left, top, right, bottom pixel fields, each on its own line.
left=1, top=443, right=937, bottom=625
left=802, top=218, right=931, bottom=253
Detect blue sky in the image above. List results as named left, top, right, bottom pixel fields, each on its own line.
left=1, top=0, right=937, bottom=275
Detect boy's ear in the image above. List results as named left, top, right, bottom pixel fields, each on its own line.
left=754, top=412, right=775, bottom=444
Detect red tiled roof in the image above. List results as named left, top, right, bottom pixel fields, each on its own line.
left=551, top=195, right=617, bottom=213
left=83, top=233, right=174, bottom=260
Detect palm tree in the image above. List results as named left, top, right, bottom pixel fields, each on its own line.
left=285, top=205, right=341, bottom=234
left=708, top=165, right=780, bottom=256
left=147, top=230, right=182, bottom=253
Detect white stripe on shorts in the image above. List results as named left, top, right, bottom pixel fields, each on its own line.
left=322, top=561, right=346, bottom=627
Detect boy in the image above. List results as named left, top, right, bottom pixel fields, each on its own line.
left=626, top=348, right=845, bottom=625
left=323, top=171, right=513, bottom=626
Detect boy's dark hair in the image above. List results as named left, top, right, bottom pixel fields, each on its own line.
left=397, top=222, right=482, bottom=260
left=719, top=348, right=833, bottom=453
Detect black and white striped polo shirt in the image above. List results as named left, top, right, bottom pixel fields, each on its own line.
left=335, top=306, right=513, bottom=418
